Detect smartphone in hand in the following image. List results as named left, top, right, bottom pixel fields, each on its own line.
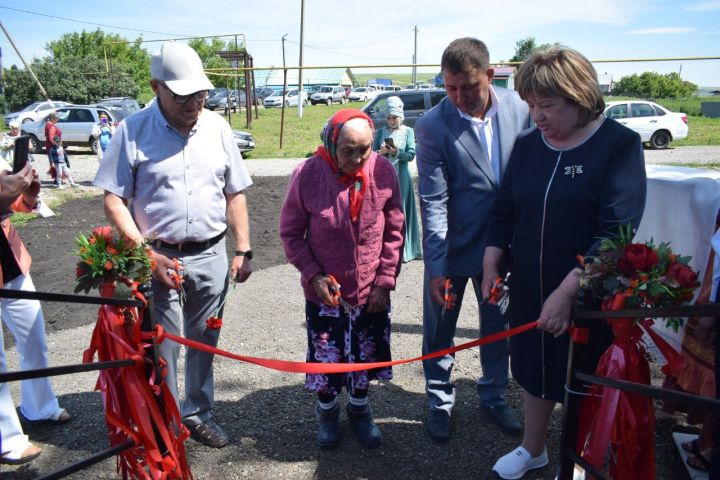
left=12, top=135, right=30, bottom=173
left=384, top=137, right=395, bottom=149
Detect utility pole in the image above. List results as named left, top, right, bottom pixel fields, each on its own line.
left=412, top=25, right=418, bottom=86
left=280, top=34, right=288, bottom=149
left=297, top=0, right=305, bottom=117
left=0, top=20, right=50, bottom=100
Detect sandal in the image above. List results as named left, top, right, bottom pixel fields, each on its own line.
left=687, top=450, right=711, bottom=472
left=0, top=444, right=42, bottom=465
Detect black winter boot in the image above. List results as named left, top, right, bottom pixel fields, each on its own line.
left=346, top=403, right=382, bottom=448
left=316, top=403, right=340, bottom=449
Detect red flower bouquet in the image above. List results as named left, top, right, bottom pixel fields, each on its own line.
left=576, top=224, right=700, bottom=480
left=579, top=224, right=700, bottom=331
left=74, top=226, right=154, bottom=297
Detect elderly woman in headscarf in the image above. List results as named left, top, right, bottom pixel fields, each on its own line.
left=373, top=96, right=422, bottom=262
left=0, top=121, right=22, bottom=168
left=280, top=109, right=405, bottom=450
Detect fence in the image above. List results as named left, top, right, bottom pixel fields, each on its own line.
left=558, top=303, right=720, bottom=479
left=0, top=285, right=162, bottom=480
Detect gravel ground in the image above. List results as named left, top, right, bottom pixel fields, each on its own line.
left=3, top=146, right=717, bottom=479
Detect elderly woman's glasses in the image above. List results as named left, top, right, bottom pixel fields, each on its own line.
left=160, top=82, right=208, bottom=105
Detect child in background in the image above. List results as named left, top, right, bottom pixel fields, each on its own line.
left=48, top=136, right=78, bottom=188
left=94, top=113, right=115, bottom=161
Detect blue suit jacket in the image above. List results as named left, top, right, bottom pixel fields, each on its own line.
left=416, top=87, right=531, bottom=279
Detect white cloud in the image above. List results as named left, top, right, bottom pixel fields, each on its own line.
left=686, top=1, right=720, bottom=12
left=625, top=27, right=698, bottom=35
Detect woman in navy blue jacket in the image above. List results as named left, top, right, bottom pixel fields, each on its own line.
left=482, top=47, right=646, bottom=479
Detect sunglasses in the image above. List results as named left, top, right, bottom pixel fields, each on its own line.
left=159, top=82, right=208, bottom=105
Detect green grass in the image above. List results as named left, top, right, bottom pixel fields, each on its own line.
left=674, top=116, right=720, bottom=146
left=229, top=103, right=349, bottom=158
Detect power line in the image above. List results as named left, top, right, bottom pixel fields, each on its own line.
left=0, top=5, right=183, bottom=37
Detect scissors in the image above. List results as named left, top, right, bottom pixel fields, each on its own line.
left=440, top=278, right=457, bottom=319
left=481, top=272, right=511, bottom=315
left=326, top=274, right=354, bottom=314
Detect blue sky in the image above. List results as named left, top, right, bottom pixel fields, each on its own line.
left=1, top=0, right=719, bottom=87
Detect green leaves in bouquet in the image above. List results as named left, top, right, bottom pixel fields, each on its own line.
left=73, top=226, right=153, bottom=297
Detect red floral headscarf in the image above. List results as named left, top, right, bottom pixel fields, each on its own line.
left=315, top=109, right=374, bottom=222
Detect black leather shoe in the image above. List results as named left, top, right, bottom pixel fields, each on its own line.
left=316, top=403, right=341, bottom=449
left=426, top=409, right=451, bottom=443
left=346, top=404, right=381, bottom=448
left=182, top=418, right=229, bottom=448
left=483, top=404, right=522, bottom=436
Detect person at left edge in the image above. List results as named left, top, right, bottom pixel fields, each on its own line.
left=93, top=41, right=253, bottom=449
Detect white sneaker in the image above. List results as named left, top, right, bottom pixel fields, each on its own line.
left=493, top=446, right=549, bottom=479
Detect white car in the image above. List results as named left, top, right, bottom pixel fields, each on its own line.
left=605, top=100, right=688, bottom=149
left=348, top=87, right=377, bottom=102
left=4, top=100, right=72, bottom=126
left=263, top=89, right=309, bottom=108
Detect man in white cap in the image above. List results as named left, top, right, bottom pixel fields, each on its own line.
left=94, top=41, right=253, bottom=448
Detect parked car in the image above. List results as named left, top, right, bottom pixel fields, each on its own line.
left=403, top=84, right=418, bottom=90
left=21, top=105, right=131, bottom=154
left=605, top=100, right=689, bottom=149
left=97, top=97, right=141, bottom=113
left=237, top=87, right=277, bottom=107
left=233, top=129, right=255, bottom=155
left=206, top=89, right=238, bottom=111
left=310, top=86, right=347, bottom=105
left=384, top=85, right=402, bottom=92
left=263, top=89, right=309, bottom=108
left=5, top=100, right=72, bottom=126
left=361, top=89, right=447, bottom=128
left=348, top=86, right=377, bottom=102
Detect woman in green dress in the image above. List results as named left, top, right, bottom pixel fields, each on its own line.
left=373, top=96, right=422, bottom=262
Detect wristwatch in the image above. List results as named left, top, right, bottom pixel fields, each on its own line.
left=235, top=250, right=253, bottom=260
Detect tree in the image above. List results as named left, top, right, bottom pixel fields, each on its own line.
left=188, top=38, right=240, bottom=89
left=2, top=57, right=139, bottom=111
left=612, top=71, right=697, bottom=98
left=510, top=37, right=556, bottom=63
left=46, top=29, right=151, bottom=99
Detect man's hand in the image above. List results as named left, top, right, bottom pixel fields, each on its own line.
left=429, top=276, right=448, bottom=305
left=367, top=286, right=390, bottom=313
left=231, top=255, right=252, bottom=283
left=150, top=250, right=184, bottom=290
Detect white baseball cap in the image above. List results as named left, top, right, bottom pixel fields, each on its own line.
left=150, top=41, right=214, bottom=95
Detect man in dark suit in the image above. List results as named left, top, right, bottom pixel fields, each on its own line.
left=416, top=37, right=531, bottom=442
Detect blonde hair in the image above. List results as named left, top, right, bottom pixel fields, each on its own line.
left=515, top=46, right=604, bottom=126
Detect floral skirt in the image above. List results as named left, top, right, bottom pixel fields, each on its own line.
left=304, top=300, right=393, bottom=396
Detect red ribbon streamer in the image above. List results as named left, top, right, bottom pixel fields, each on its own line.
left=576, top=293, right=656, bottom=480
left=158, top=320, right=540, bottom=374
left=84, top=285, right=192, bottom=480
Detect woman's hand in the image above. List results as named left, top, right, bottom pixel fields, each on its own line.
left=378, top=145, right=390, bottom=157
left=388, top=145, right=398, bottom=157
left=536, top=268, right=582, bottom=337
left=311, top=274, right=336, bottom=306
left=367, top=286, right=390, bottom=313
left=482, top=246, right=505, bottom=298
left=536, top=288, right=574, bottom=336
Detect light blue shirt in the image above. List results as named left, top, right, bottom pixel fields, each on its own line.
left=93, top=101, right=252, bottom=243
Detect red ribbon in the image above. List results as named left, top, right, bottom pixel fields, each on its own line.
left=84, top=284, right=191, bottom=480
left=157, top=320, right=539, bottom=374
left=576, top=293, right=656, bottom=480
